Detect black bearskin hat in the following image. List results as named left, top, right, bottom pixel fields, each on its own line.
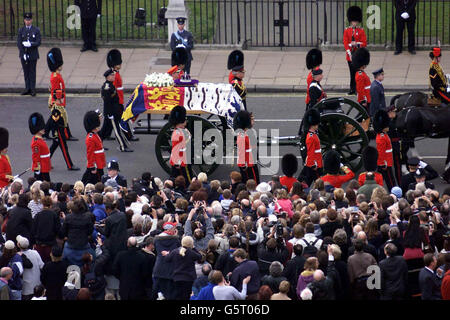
left=0, top=127, right=8, bottom=150
left=347, top=6, right=362, bottom=23
left=29, top=113, right=46, bottom=135
left=352, top=47, right=370, bottom=70
left=282, top=154, right=298, bottom=177
left=362, top=146, right=378, bottom=172
left=304, top=108, right=321, bottom=127
left=233, top=110, right=252, bottom=130
left=227, top=50, right=244, bottom=71
left=47, top=47, right=63, bottom=72
left=107, top=49, right=122, bottom=68
left=171, top=47, right=188, bottom=66
left=323, top=150, right=341, bottom=175
left=306, top=49, right=322, bottom=70
left=84, top=111, right=101, bottom=133
left=373, top=109, right=390, bottom=133
left=169, top=106, right=187, bottom=126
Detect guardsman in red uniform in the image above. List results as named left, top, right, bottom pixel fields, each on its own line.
left=343, top=6, right=367, bottom=95
left=298, top=108, right=323, bottom=186
left=305, top=49, right=322, bottom=106
left=0, top=128, right=13, bottom=188
left=168, top=47, right=187, bottom=81
left=280, top=153, right=298, bottom=191
left=321, top=150, right=355, bottom=189
left=169, top=106, right=193, bottom=184
left=374, top=110, right=396, bottom=190
left=352, top=47, right=371, bottom=113
left=234, top=110, right=259, bottom=184
left=45, top=47, right=76, bottom=141
left=429, top=47, right=450, bottom=104
left=358, top=146, right=383, bottom=186
left=228, top=50, right=247, bottom=110
left=29, top=112, right=51, bottom=182
left=82, top=111, right=106, bottom=185
left=307, top=68, right=327, bottom=110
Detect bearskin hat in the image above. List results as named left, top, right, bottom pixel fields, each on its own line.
left=29, top=113, right=46, bottom=135
left=169, top=106, right=187, bottom=126
left=282, top=154, right=298, bottom=177
left=47, top=48, right=63, bottom=72
left=323, top=150, right=341, bottom=175
left=306, top=49, right=322, bottom=70
left=0, top=127, right=8, bottom=151
left=362, top=146, right=378, bottom=172
left=373, top=109, right=390, bottom=133
left=347, top=6, right=362, bottom=23
left=171, top=47, right=188, bottom=66
left=83, top=111, right=101, bottom=133
left=227, top=50, right=244, bottom=71
left=107, top=49, right=122, bottom=68
left=352, top=47, right=370, bottom=70
left=304, top=108, right=321, bottom=127
left=233, top=110, right=252, bottom=130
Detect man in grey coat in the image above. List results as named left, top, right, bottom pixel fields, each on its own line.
left=369, top=68, right=386, bottom=118
left=184, top=202, right=214, bottom=251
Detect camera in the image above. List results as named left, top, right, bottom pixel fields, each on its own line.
left=276, top=222, right=284, bottom=237
left=369, top=203, right=374, bottom=209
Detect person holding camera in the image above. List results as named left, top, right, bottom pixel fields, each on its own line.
left=184, top=200, right=214, bottom=251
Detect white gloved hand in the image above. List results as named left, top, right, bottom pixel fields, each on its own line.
left=97, top=14, right=101, bottom=18
left=339, top=162, right=344, bottom=168
left=23, top=54, right=27, bottom=61
left=401, top=12, right=409, bottom=19
left=22, top=40, right=31, bottom=47
left=108, top=115, right=114, bottom=120
left=418, top=160, right=427, bottom=168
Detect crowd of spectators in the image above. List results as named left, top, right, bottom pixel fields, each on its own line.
left=0, top=164, right=449, bottom=300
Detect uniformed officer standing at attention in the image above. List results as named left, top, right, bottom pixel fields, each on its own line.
left=228, top=50, right=247, bottom=110
left=75, top=0, right=102, bottom=52
left=17, top=12, right=41, bottom=96
left=306, top=68, right=327, bottom=110
left=343, top=6, right=367, bottom=95
left=305, top=49, right=322, bottom=107
left=369, top=68, right=386, bottom=118
left=394, top=0, right=417, bottom=55
left=170, top=17, right=194, bottom=74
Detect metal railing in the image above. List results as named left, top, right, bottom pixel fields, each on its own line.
left=0, top=0, right=449, bottom=47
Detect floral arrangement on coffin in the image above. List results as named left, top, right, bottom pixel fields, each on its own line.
left=143, top=73, right=174, bottom=87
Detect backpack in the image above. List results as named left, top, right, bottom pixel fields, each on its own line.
left=302, top=238, right=319, bottom=257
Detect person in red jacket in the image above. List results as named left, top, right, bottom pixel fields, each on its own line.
left=168, top=47, right=187, bottom=81
left=305, top=49, right=323, bottom=106
left=82, top=110, right=106, bottom=185
left=299, top=108, right=322, bottom=186
left=374, top=110, right=396, bottom=190
left=228, top=50, right=247, bottom=111
left=352, top=47, right=371, bottom=112
left=358, top=146, right=383, bottom=186
left=0, top=128, right=13, bottom=189
left=234, top=110, right=259, bottom=184
left=29, top=112, right=51, bottom=182
left=343, top=6, right=367, bottom=95
left=321, top=150, right=355, bottom=189
left=442, top=266, right=450, bottom=300
left=280, top=153, right=298, bottom=191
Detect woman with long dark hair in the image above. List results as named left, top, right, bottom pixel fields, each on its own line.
left=403, top=215, right=428, bottom=261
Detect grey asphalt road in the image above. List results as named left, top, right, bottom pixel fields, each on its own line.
left=1, top=92, right=449, bottom=192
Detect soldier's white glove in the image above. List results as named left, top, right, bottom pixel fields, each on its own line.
left=418, top=161, right=427, bottom=169
left=108, top=115, right=114, bottom=120
left=97, top=14, right=101, bottom=18
left=401, top=12, right=409, bottom=19
left=23, top=54, right=27, bottom=61
left=22, top=40, right=31, bottom=47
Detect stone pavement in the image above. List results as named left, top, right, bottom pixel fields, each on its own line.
left=0, top=45, right=447, bottom=93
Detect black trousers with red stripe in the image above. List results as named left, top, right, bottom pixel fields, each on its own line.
left=49, top=127, right=74, bottom=169
left=377, top=166, right=396, bottom=191
left=239, top=165, right=260, bottom=184
left=434, top=90, right=450, bottom=104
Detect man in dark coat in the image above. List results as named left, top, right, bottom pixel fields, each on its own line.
left=230, top=248, right=261, bottom=300
left=394, top=0, right=417, bottom=55
left=112, top=237, right=149, bottom=300
left=379, top=243, right=408, bottom=300
left=282, top=244, right=306, bottom=299
left=400, top=157, right=438, bottom=193
left=75, top=0, right=102, bottom=52
left=5, top=194, right=33, bottom=245
left=418, top=253, right=442, bottom=300
left=138, top=236, right=156, bottom=299
left=170, top=17, right=194, bottom=74
left=17, top=12, right=41, bottom=96
left=369, top=68, right=386, bottom=118
left=407, top=168, right=436, bottom=191
left=40, top=246, right=69, bottom=300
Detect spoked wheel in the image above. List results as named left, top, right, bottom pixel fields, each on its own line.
left=317, top=113, right=369, bottom=172
left=313, top=97, right=369, bottom=123
left=155, top=115, right=223, bottom=176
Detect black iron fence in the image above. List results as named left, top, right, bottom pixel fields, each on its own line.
left=0, top=0, right=449, bottom=47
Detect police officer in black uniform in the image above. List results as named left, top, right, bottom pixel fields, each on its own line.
left=75, top=0, right=102, bottom=52
left=99, top=70, right=133, bottom=153
left=170, top=17, right=194, bottom=74
left=17, top=13, right=41, bottom=96
left=101, top=160, right=127, bottom=188
left=394, top=0, right=417, bottom=55
left=400, top=157, right=438, bottom=193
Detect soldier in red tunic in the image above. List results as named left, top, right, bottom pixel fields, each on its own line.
left=299, top=108, right=323, bottom=186
left=305, top=49, right=322, bottom=107
left=343, top=6, right=367, bottom=95
left=352, top=47, right=371, bottom=113
left=306, top=68, right=327, bottom=110
left=234, top=110, right=259, bottom=184
left=228, top=50, right=247, bottom=110
left=374, top=110, right=396, bottom=191
left=0, top=128, right=13, bottom=189
left=169, top=106, right=193, bottom=184
left=168, top=47, right=187, bottom=81
left=82, top=111, right=106, bottom=185
left=321, top=150, right=355, bottom=189
left=29, top=113, right=51, bottom=182
left=358, top=146, right=384, bottom=187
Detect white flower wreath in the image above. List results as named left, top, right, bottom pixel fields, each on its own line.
left=143, top=72, right=174, bottom=87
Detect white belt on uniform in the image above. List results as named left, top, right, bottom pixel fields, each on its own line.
left=364, top=86, right=371, bottom=89
left=117, top=87, right=123, bottom=90
left=385, top=149, right=392, bottom=153
left=40, top=153, right=50, bottom=158
left=315, top=149, right=322, bottom=153
left=94, top=149, right=104, bottom=154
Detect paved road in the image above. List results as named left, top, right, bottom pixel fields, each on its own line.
left=1, top=92, right=449, bottom=192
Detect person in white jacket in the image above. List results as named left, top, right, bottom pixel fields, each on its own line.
left=16, top=235, right=44, bottom=300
